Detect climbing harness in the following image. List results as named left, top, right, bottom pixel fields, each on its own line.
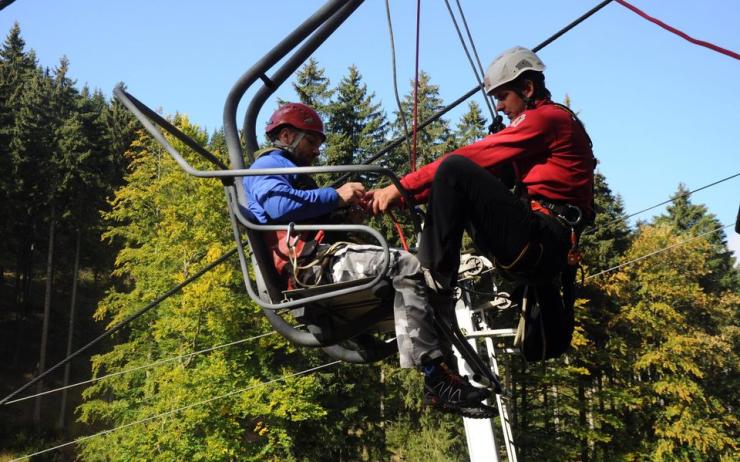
left=530, top=197, right=584, bottom=267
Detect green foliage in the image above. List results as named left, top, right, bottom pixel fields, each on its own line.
left=453, top=101, right=488, bottom=148
left=387, top=70, right=454, bottom=175
left=0, top=23, right=37, bottom=239
left=77, top=117, right=329, bottom=461
left=509, top=174, right=738, bottom=461
left=369, top=71, right=457, bottom=249
left=0, top=24, right=136, bottom=458
left=601, top=223, right=738, bottom=460
left=382, top=366, right=468, bottom=461
left=290, top=57, right=333, bottom=117
left=322, top=65, right=388, bottom=184
left=655, top=183, right=739, bottom=293
left=581, top=172, right=632, bottom=271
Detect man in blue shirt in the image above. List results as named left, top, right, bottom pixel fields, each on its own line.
left=244, top=102, right=491, bottom=415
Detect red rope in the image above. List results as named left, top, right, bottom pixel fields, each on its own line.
left=388, top=211, right=410, bottom=252
left=617, top=0, right=739, bottom=61
left=410, top=0, right=421, bottom=173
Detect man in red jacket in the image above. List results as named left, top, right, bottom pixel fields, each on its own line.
left=370, top=47, right=595, bottom=356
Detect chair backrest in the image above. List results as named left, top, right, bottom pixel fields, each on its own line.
left=237, top=205, right=288, bottom=304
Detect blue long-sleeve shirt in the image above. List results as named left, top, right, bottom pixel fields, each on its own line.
left=243, top=149, right=339, bottom=224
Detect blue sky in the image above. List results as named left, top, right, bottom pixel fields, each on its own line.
left=2, top=0, right=739, bottom=257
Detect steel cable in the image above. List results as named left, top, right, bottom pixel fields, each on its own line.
left=442, top=0, right=497, bottom=121
left=10, top=361, right=342, bottom=462
left=585, top=223, right=732, bottom=280
left=383, top=0, right=414, bottom=162
left=585, top=171, right=740, bottom=235
left=4, top=331, right=278, bottom=405
left=0, top=247, right=239, bottom=406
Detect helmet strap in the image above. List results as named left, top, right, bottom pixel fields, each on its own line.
left=288, top=131, right=305, bottom=152
left=274, top=130, right=305, bottom=154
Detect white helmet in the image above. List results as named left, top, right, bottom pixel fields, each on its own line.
left=483, top=46, right=546, bottom=95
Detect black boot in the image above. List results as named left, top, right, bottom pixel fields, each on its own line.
left=423, top=360, right=490, bottom=407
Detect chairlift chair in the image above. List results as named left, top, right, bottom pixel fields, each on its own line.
left=113, top=0, right=502, bottom=391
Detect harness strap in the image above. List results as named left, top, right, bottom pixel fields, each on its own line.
left=495, top=241, right=543, bottom=271
left=531, top=198, right=584, bottom=267
left=290, top=240, right=350, bottom=289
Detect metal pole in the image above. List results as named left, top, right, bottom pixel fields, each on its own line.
left=455, top=291, right=501, bottom=462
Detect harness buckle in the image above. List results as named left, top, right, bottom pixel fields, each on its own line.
left=561, top=204, right=582, bottom=227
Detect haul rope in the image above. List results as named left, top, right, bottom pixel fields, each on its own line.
left=411, top=0, right=421, bottom=173
left=617, top=0, right=739, bottom=60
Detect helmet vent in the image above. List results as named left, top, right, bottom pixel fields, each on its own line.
left=515, top=59, right=532, bottom=70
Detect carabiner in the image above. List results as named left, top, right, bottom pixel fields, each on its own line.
left=285, top=222, right=299, bottom=251
left=562, top=204, right=583, bottom=227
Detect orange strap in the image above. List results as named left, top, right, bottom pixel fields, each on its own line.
left=388, top=210, right=409, bottom=252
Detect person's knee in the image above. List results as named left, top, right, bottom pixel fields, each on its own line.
left=396, top=251, right=421, bottom=276
left=437, top=155, right=473, bottom=179
left=437, top=155, right=510, bottom=196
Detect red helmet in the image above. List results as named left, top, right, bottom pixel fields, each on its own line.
left=265, top=103, right=325, bottom=141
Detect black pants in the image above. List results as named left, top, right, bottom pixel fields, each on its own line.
left=417, top=155, right=570, bottom=285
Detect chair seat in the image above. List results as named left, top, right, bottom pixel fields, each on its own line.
left=283, top=277, right=393, bottom=311
left=284, top=277, right=395, bottom=337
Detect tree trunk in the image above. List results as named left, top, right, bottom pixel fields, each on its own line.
left=33, top=204, right=55, bottom=426
left=597, top=374, right=606, bottom=460
left=57, top=228, right=81, bottom=430
left=14, top=233, right=28, bottom=306
left=552, top=384, right=560, bottom=433
left=521, top=363, right=528, bottom=462
left=578, top=380, right=588, bottom=462
left=22, top=225, right=35, bottom=309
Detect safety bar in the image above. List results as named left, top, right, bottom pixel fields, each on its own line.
left=224, top=186, right=390, bottom=310
left=114, top=83, right=416, bottom=310
left=114, top=85, right=229, bottom=173
left=465, top=329, right=517, bottom=339
left=114, top=84, right=420, bottom=210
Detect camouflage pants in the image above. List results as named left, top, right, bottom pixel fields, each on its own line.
left=327, top=244, right=443, bottom=368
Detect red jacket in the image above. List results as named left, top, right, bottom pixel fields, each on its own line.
left=400, top=100, right=595, bottom=215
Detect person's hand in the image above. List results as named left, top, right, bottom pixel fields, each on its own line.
left=368, top=184, right=401, bottom=214
left=335, top=182, right=365, bottom=207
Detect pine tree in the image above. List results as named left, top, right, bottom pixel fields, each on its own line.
left=0, top=23, right=38, bottom=284
left=291, top=57, right=333, bottom=117
left=54, top=83, right=119, bottom=428
left=581, top=173, right=631, bottom=271
left=655, top=184, right=738, bottom=293
left=369, top=71, right=455, bottom=249
left=387, top=71, right=454, bottom=175
left=576, top=172, right=633, bottom=460
left=454, top=100, right=487, bottom=148
left=34, top=56, right=82, bottom=424
left=102, top=90, right=137, bottom=190
left=322, top=65, right=387, bottom=183
left=8, top=67, right=54, bottom=307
